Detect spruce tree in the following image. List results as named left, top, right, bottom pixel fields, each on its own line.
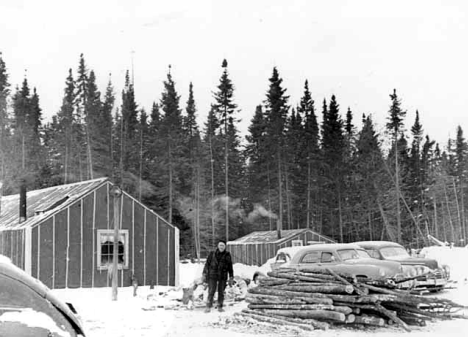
left=321, top=95, right=345, bottom=241
left=385, top=89, right=407, bottom=243
left=300, top=81, right=320, bottom=230
left=264, top=67, right=289, bottom=236
left=0, top=52, right=9, bottom=194
left=212, top=59, right=241, bottom=241
left=159, top=68, right=185, bottom=225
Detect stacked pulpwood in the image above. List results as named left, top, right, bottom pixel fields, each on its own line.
left=235, top=268, right=467, bottom=332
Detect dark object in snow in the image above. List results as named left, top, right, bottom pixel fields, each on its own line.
left=0, top=256, right=86, bottom=336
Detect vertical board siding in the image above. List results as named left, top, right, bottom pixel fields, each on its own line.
left=31, top=227, right=38, bottom=279
left=145, top=210, right=157, bottom=286
left=120, top=194, right=132, bottom=287
left=11, top=231, right=17, bottom=266
left=94, top=185, right=109, bottom=287
left=133, top=203, right=145, bottom=286
left=158, top=222, right=168, bottom=285
left=54, top=212, right=67, bottom=288
left=39, top=218, right=54, bottom=288
left=68, top=203, right=82, bottom=288
left=81, top=193, right=94, bottom=287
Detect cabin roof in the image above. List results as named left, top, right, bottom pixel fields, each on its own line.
left=0, top=178, right=109, bottom=231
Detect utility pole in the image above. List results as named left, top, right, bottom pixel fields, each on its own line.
left=111, top=185, right=122, bottom=301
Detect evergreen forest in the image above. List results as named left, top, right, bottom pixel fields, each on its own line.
left=1, top=53, right=467, bottom=258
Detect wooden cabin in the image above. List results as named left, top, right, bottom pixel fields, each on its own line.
left=0, top=178, right=179, bottom=289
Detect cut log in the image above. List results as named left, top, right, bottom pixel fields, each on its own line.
left=248, top=303, right=335, bottom=310
left=248, top=287, right=333, bottom=304
left=354, top=314, right=386, bottom=326
left=399, top=314, right=427, bottom=327
left=326, top=268, right=368, bottom=296
left=375, top=303, right=411, bottom=332
left=273, top=284, right=354, bottom=294
left=241, top=309, right=330, bottom=330
left=260, top=309, right=346, bottom=322
left=235, top=312, right=315, bottom=332
left=268, top=271, right=342, bottom=284
left=333, top=306, right=353, bottom=315
left=345, top=314, right=356, bottom=323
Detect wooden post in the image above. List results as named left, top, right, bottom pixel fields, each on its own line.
left=111, top=185, right=122, bottom=301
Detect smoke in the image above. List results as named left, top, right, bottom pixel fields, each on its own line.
left=246, top=203, right=278, bottom=224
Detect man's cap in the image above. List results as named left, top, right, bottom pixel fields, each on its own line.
left=218, top=239, right=227, bottom=245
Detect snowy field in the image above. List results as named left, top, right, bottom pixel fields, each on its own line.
left=51, top=246, right=468, bottom=337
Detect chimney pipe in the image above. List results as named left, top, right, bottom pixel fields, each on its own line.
left=19, top=179, right=27, bottom=223
left=276, top=218, right=282, bottom=240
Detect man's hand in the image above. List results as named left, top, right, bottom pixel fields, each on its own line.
left=228, top=277, right=235, bottom=287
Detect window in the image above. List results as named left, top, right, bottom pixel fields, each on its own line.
left=291, top=240, right=303, bottom=247
left=97, top=230, right=129, bottom=270
left=321, top=252, right=335, bottom=263
left=367, top=249, right=381, bottom=259
left=300, top=251, right=320, bottom=263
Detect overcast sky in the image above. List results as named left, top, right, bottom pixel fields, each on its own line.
left=1, top=0, right=467, bottom=147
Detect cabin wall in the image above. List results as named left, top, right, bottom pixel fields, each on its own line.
left=29, top=182, right=179, bottom=289
left=0, top=229, right=25, bottom=269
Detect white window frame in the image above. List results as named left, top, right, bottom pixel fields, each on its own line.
left=96, top=229, right=129, bottom=271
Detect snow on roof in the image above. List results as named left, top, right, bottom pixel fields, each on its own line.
left=0, top=178, right=108, bottom=231
left=228, top=229, right=335, bottom=245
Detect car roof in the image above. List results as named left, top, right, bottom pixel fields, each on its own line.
left=354, top=241, right=403, bottom=248
left=0, top=258, right=48, bottom=297
left=0, top=256, right=85, bottom=335
left=277, top=243, right=363, bottom=256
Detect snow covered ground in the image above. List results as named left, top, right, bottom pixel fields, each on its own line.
left=51, top=246, right=468, bottom=337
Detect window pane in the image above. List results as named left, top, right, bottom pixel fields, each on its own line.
left=301, top=251, right=320, bottom=263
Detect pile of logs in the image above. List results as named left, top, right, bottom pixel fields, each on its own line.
left=235, top=267, right=467, bottom=332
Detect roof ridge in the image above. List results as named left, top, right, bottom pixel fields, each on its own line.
left=1, top=177, right=109, bottom=199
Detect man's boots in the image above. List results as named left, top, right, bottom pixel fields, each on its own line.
left=204, top=307, right=211, bottom=313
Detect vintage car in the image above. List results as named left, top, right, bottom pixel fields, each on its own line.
left=270, top=243, right=406, bottom=281
left=354, top=241, right=449, bottom=291
left=0, top=255, right=86, bottom=336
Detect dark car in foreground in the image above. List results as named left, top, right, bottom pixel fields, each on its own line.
left=270, top=243, right=406, bottom=281
left=355, top=241, right=449, bottom=291
left=0, top=255, right=86, bottom=337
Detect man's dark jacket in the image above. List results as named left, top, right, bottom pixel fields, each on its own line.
left=203, top=249, right=234, bottom=280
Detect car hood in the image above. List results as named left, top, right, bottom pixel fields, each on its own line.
left=386, top=257, right=439, bottom=269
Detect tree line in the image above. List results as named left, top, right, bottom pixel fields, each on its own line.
left=0, top=53, right=467, bottom=258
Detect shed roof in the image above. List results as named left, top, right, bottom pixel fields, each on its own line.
left=228, top=229, right=335, bottom=245
left=0, top=178, right=108, bottom=231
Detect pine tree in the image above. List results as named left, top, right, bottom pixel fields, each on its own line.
left=100, top=78, right=115, bottom=178
left=212, top=59, right=241, bottom=241
left=0, top=52, right=9, bottom=195
left=159, top=67, right=185, bottom=225
left=119, top=70, right=139, bottom=189
left=300, top=81, right=320, bottom=230
left=321, top=95, right=345, bottom=241
left=385, top=89, right=407, bottom=243
left=245, top=105, right=271, bottom=230
left=264, top=67, right=289, bottom=236
left=354, top=115, right=387, bottom=240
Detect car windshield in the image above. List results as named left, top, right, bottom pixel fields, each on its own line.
left=338, top=249, right=370, bottom=261
left=380, top=246, right=410, bottom=259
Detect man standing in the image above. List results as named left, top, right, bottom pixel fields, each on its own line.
left=202, top=240, right=234, bottom=312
